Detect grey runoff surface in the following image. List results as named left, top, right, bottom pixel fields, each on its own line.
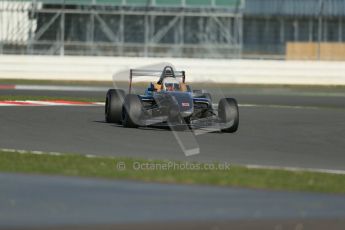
left=0, top=173, right=344, bottom=228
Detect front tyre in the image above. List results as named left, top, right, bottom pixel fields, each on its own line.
left=122, top=94, right=143, bottom=128
left=105, top=89, right=125, bottom=123
left=218, top=98, right=239, bottom=133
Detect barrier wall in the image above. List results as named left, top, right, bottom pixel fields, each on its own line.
left=1, top=55, right=345, bottom=85
left=286, top=42, right=345, bottom=61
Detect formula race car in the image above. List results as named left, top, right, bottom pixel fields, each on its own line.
left=105, top=66, right=239, bottom=133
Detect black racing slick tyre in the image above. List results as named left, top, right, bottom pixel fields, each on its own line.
left=122, top=94, right=143, bottom=128
left=202, top=93, right=212, bottom=103
left=105, top=89, right=125, bottom=123
left=218, top=98, right=239, bottom=133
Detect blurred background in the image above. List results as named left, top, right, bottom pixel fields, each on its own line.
left=1, top=0, right=344, bottom=60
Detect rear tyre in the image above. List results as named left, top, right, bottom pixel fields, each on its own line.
left=203, top=93, right=212, bottom=101
left=193, top=90, right=212, bottom=103
left=192, top=89, right=203, bottom=97
left=122, top=94, right=143, bottom=128
left=105, top=89, right=125, bottom=123
left=218, top=98, right=239, bottom=133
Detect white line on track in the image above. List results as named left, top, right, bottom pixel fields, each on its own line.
left=238, top=103, right=322, bottom=110
left=0, top=100, right=101, bottom=106
left=0, top=101, right=332, bottom=110
left=15, top=85, right=109, bottom=92
left=245, top=164, right=345, bottom=175
left=93, top=102, right=106, bottom=106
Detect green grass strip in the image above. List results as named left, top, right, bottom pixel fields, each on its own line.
left=0, top=151, right=344, bottom=194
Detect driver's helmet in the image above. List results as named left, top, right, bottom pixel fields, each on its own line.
left=163, top=77, right=180, bottom=92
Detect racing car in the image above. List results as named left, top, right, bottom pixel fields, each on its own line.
left=105, top=66, right=239, bottom=133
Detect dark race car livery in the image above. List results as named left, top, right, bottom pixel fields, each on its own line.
left=105, top=66, right=239, bottom=133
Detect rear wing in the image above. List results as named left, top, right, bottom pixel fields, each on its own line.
left=129, top=69, right=186, bottom=93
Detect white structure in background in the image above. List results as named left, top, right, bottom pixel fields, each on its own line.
left=0, top=55, right=345, bottom=85
left=0, top=1, right=40, bottom=44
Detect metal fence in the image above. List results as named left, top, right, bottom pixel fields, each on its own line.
left=0, top=0, right=243, bottom=58
left=0, top=0, right=345, bottom=59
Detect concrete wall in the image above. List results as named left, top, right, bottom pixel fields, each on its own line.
left=1, top=55, right=345, bottom=85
